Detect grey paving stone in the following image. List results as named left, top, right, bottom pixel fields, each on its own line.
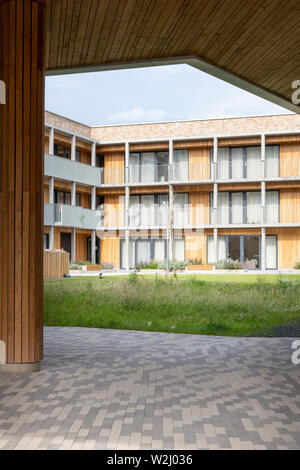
left=0, top=327, right=299, bottom=450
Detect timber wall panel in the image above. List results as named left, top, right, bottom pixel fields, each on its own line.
left=101, top=237, right=120, bottom=268
left=0, top=0, right=45, bottom=364
left=189, top=148, right=211, bottom=180
left=279, top=142, right=300, bottom=178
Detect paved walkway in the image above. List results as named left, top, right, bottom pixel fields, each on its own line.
left=0, top=327, right=299, bottom=450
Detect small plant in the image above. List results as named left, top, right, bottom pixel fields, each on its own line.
left=70, top=263, right=83, bottom=270
left=102, top=262, right=115, bottom=270
left=158, top=260, right=188, bottom=271
left=294, top=262, right=300, bottom=269
left=136, top=262, right=159, bottom=270
left=187, top=258, right=203, bottom=265
left=214, top=258, right=243, bottom=270
left=128, top=270, right=139, bottom=284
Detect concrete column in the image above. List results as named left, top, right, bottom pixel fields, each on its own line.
left=213, top=183, right=218, bottom=225
left=49, top=127, right=54, bottom=155
left=124, top=186, right=130, bottom=270
left=261, top=227, right=266, bottom=271
left=91, top=142, right=96, bottom=167
left=169, top=139, right=173, bottom=181
left=49, top=226, right=54, bottom=250
left=261, top=133, right=265, bottom=178
left=49, top=177, right=54, bottom=204
left=125, top=141, right=130, bottom=184
left=213, top=136, right=218, bottom=180
left=0, top=0, right=46, bottom=370
left=169, top=184, right=174, bottom=266
left=91, top=230, right=96, bottom=264
left=71, top=228, right=76, bottom=262
left=91, top=186, right=96, bottom=210
left=261, top=181, right=266, bottom=224
left=214, top=228, right=218, bottom=263
left=71, top=135, right=76, bottom=161
left=71, top=182, right=76, bottom=206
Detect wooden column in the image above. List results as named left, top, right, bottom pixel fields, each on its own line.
left=0, top=0, right=45, bottom=370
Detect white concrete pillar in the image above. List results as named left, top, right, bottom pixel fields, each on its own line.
left=261, top=227, right=266, bottom=271
left=125, top=141, right=130, bottom=184
left=169, top=185, right=174, bottom=265
left=169, top=139, right=173, bottom=181
left=49, top=226, right=54, bottom=250
left=214, top=228, right=218, bottom=263
left=71, top=135, right=76, bottom=162
left=49, top=127, right=54, bottom=155
left=124, top=186, right=130, bottom=270
left=261, top=133, right=265, bottom=178
left=261, top=181, right=266, bottom=224
left=71, top=182, right=76, bottom=206
left=91, top=186, right=96, bottom=210
left=91, top=230, right=96, bottom=264
left=213, top=183, right=218, bottom=225
left=49, top=177, right=54, bottom=204
left=213, top=136, right=218, bottom=180
left=71, top=228, right=76, bottom=262
left=91, top=142, right=96, bottom=167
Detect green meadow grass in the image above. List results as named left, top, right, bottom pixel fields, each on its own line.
left=44, top=274, right=300, bottom=337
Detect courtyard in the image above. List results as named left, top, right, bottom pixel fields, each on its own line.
left=0, top=327, right=299, bottom=450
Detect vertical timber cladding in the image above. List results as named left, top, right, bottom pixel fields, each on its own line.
left=0, top=0, right=46, bottom=364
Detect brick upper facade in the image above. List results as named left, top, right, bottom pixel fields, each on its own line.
left=45, top=111, right=300, bottom=143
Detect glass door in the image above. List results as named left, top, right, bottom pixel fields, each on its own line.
left=243, top=236, right=260, bottom=269
left=228, top=236, right=241, bottom=262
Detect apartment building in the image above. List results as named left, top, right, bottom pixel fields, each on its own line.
left=44, top=111, right=300, bottom=271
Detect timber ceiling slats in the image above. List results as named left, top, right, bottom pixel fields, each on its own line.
left=45, top=0, right=300, bottom=107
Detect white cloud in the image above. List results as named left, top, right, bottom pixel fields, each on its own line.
left=107, top=107, right=169, bottom=124
left=203, top=94, right=289, bottom=119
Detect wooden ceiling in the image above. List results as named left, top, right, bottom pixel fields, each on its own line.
left=46, top=0, right=300, bottom=112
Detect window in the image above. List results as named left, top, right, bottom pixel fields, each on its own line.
left=207, top=235, right=261, bottom=269
left=75, top=150, right=81, bottom=162
left=173, top=150, right=189, bottom=181
left=217, top=192, right=229, bottom=225
left=265, top=146, right=280, bottom=178
left=217, top=146, right=262, bottom=180
left=246, top=192, right=261, bottom=224
left=44, top=234, right=49, bottom=250
left=246, top=146, right=261, bottom=179
left=211, top=190, right=278, bottom=225
left=129, top=194, right=169, bottom=227
left=266, top=235, right=277, bottom=269
left=265, top=191, right=279, bottom=223
left=54, top=190, right=81, bottom=207
left=120, top=237, right=185, bottom=268
left=96, top=154, right=104, bottom=168
left=129, top=151, right=169, bottom=183
left=54, top=144, right=71, bottom=159
left=231, top=192, right=244, bottom=224
left=174, top=193, right=188, bottom=227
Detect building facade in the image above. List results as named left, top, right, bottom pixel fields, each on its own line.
left=44, top=111, right=300, bottom=271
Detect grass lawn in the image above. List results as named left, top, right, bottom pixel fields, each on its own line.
left=44, top=273, right=300, bottom=337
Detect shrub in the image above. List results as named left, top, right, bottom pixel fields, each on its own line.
left=157, top=260, right=188, bottom=271
left=70, top=263, right=83, bottom=270
left=214, top=258, right=243, bottom=270
left=136, top=262, right=159, bottom=270
left=294, top=262, right=300, bottom=269
left=102, top=262, right=115, bottom=270
left=187, top=258, right=203, bottom=265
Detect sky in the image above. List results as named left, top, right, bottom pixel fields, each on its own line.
left=45, top=64, right=292, bottom=127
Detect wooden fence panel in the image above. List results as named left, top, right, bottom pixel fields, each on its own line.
left=44, top=250, right=69, bottom=279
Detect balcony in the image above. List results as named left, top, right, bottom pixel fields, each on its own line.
left=45, top=154, right=101, bottom=186
left=129, top=164, right=169, bottom=185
